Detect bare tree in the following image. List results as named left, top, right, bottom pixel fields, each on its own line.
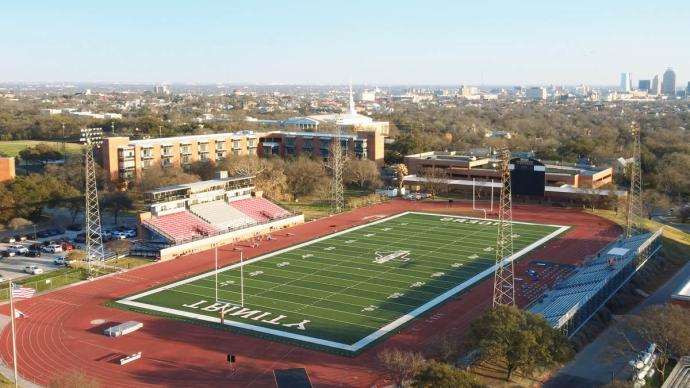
left=345, top=159, right=381, bottom=189
left=620, top=304, right=690, bottom=383
left=378, top=348, right=425, bottom=388
left=419, top=166, right=449, bottom=198
left=394, top=164, right=408, bottom=196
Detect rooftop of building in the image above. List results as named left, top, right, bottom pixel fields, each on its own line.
left=405, top=150, right=611, bottom=176
left=146, top=174, right=254, bottom=195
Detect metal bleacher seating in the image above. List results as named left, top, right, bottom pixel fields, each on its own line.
left=529, top=231, right=662, bottom=335
left=230, top=197, right=290, bottom=223
left=662, top=356, right=690, bottom=388
left=143, top=211, right=218, bottom=243
left=190, top=201, right=258, bottom=230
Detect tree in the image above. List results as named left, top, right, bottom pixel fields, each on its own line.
left=621, top=304, right=690, bottom=383
left=219, top=155, right=290, bottom=201
left=189, top=159, right=217, bottom=180
left=283, top=156, right=326, bottom=198
left=101, top=192, right=134, bottom=225
left=0, top=183, right=16, bottom=225
left=18, top=143, right=63, bottom=173
left=48, top=370, right=100, bottom=388
left=412, top=361, right=483, bottom=388
left=393, top=164, right=408, bottom=196
left=344, top=159, right=381, bottom=189
left=133, top=166, right=200, bottom=192
left=378, top=348, right=425, bottom=388
left=679, top=206, right=690, bottom=223
left=419, top=166, right=449, bottom=198
left=465, top=305, right=574, bottom=381
left=427, top=333, right=460, bottom=363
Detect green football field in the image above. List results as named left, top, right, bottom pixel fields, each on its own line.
left=117, top=212, right=567, bottom=353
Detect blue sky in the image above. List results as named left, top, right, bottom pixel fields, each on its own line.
left=2, top=0, right=688, bottom=85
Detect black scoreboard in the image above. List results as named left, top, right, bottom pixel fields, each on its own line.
left=509, top=158, right=546, bottom=196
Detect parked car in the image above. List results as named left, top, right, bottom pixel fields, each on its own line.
left=25, top=250, right=42, bottom=257
left=7, top=244, right=29, bottom=255
left=2, top=236, right=16, bottom=243
left=66, top=223, right=83, bottom=231
left=41, top=244, right=63, bottom=253
left=1, top=250, right=16, bottom=257
left=36, top=230, right=51, bottom=238
left=29, top=243, right=42, bottom=250
left=123, top=229, right=137, bottom=238
left=111, top=231, right=128, bottom=240
left=53, top=256, right=73, bottom=267
left=74, top=234, right=86, bottom=244
left=61, top=242, right=74, bottom=251
left=24, top=265, right=43, bottom=275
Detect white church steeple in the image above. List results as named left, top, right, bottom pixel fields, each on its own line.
left=348, top=81, right=356, bottom=115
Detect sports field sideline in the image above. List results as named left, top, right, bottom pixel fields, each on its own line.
left=116, top=212, right=567, bottom=353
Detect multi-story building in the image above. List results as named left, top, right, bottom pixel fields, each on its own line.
left=620, top=72, right=632, bottom=92
left=651, top=75, right=662, bottom=96
left=526, top=87, right=547, bottom=100
left=404, top=151, right=614, bottom=189
left=638, top=80, right=651, bottom=91
left=0, top=157, right=15, bottom=183
left=663, top=68, right=676, bottom=96
left=101, top=129, right=384, bottom=182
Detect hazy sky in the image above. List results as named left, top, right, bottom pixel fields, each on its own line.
left=2, top=0, right=688, bottom=85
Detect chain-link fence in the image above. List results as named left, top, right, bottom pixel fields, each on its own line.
left=0, top=270, right=86, bottom=302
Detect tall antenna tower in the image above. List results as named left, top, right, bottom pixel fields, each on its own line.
left=80, top=128, right=105, bottom=275
left=625, top=122, right=643, bottom=238
left=493, top=148, right=515, bottom=308
left=329, top=122, right=346, bottom=214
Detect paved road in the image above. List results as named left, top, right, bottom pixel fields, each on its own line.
left=546, top=259, right=690, bottom=388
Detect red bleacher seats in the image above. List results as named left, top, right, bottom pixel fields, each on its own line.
left=144, top=211, right=218, bottom=242
left=230, top=198, right=290, bottom=223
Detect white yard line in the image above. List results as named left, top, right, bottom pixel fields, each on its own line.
left=117, top=212, right=569, bottom=352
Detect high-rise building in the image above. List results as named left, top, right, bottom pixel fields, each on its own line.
left=526, top=87, right=547, bottom=100
left=620, top=72, right=632, bottom=92
left=687, top=82, right=690, bottom=94
left=662, top=68, right=676, bottom=96
left=638, top=80, right=651, bottom=91
left=651, top=75, right=661, bottom=96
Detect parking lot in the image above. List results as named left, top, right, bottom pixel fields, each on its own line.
left=0, top=224, right=137, bottom=283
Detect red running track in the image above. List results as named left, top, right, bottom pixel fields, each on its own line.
left=0, top=200, right=620, bottom=387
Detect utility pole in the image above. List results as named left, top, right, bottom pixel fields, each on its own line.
left=625, top=122, right=643, bottom=238
left=80, top=128, right=105, bottom=276
left=492, top=147, right=515, bottom=308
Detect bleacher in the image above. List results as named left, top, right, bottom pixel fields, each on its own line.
left=529, top=231, right=663, bottom=336
left=143, top=211, right=218, bottom=243
left=517, top=261, right=575, bottom=305
left=662, top=356, right=690, bottom=388
left=230, top=197, right=291, bottom=223
left=190, top=201, right=257, bottom=231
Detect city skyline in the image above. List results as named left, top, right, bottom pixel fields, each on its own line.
left=1, top=0, right=689, bottom=85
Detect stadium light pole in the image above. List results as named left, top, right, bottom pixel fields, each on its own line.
left=472, top=178, right=476, bottom=210
left=490, top=179, right=494, bottom=212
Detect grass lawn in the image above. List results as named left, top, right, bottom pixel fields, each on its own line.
left=590, top=210, right=690, bottom=265
left=0, top=140, right=82, bottom=157
left=116, top=212, right=566, bottom=354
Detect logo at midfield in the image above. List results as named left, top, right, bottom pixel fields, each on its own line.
left=373, top=250, right=411, bottom=264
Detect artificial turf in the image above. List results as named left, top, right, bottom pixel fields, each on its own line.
left=117, top=212, right=566, bottom=353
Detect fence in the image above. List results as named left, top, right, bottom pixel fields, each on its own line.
left=0, top=270, right=86, bottom=302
